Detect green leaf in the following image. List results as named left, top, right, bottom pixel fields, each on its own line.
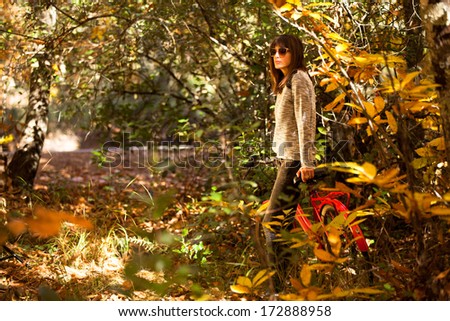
left=152, top=189, right=176, bottom=220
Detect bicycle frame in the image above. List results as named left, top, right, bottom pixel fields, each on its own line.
left=295, top=187, right=369, bottom=253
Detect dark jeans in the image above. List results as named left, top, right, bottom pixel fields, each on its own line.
left=263, top=160, right=301, bottom=273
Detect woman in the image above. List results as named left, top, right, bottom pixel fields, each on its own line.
left=263, top=34, right=316, bottom=287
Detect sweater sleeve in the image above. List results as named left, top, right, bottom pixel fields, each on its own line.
left=292, top=71, right=316, bottom=168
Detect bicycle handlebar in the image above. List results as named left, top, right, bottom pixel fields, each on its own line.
left=293, top=167, right=330, bottom=185
left=242, top=156, right=330, bottom=185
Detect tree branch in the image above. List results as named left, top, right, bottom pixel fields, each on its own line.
left=49, top=1, right=81, bottom=24
left=0, top=28, right=44, bottom=43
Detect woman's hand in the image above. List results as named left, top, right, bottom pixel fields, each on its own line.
left=297, top=167, right=315, bottom=182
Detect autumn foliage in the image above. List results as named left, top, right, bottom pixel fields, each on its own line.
left=1, top=0, right=449, bottom=301
left=231, top=0, right=450, bottom=300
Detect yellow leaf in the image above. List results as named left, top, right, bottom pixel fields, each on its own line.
left=385, top=111, right=397, bottom=134
left=309, top=12, right=323, bottom=21
left=363, top=101, right=377, bottom=118
left=354, top=56, right=369, bottom=66
left=253, top=270, right=275, bottom=287
left=325, top=81, right=340, bottom=92
left=428, top=137, right=445, bottom=150
left=230, top=285, right=251, bottom=294
left=323, top=92, right=346, bottom=111
left=327, top=227, right=342, bottom=256
left=374, top=96, right=385, bottom=112
left=348, top=218, right=367, bottom=227
left=327, top=33, right=348, bottom=43
left=400, top=71, right=420, bottom=90
left=430, top=207, right=450, bottom=216
left=344, top=102, right=363, bottom=112
left=300, top=265, right=312, bottom=286
left=335, top=43, right=350, bottom=53
left=372, top=167, right=404, bottom=187
left=286, top=0, right=302, bottom=5
left=256, top=202, right=269, bottom=215
left=236, top=276, right=252, bottom=288
left=406, top=101, right=436, bottom=113
left=91, top=26, right=106, bottom=41
left=335, top=181, right=363, bottom=198
left=415, top=147, right=435, bottom=157
left=348, top=117, right=368, bottom=125
left=279, top=3, right=294, bottom=12
left=279, top=293, right=305, bottom=300
left=290, top=238, right=309, bottom=248
left=344, top=212, right=359, bottom=226
left=0, top=134, right=14, bottom=145
left=412, top=157, right=428, bottom=169
left=314, top=247, right=337, bottom=262
left=352, top=288, right=385, bottom=295
left=321, top=161, right=377, bottom=178
left=361, top=162, right=377, bottom=180
left=346, top=177, right=370, bottom=184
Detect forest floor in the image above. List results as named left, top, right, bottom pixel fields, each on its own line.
left=0, top=141, right=249, bottom=301
left=1, top=136, right=449, bottom=301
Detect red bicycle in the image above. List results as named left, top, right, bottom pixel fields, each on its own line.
left=293, top=167, right=369, bottom=256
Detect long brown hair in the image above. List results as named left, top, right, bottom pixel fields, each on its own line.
left=268, top=34, right=306, bottom=94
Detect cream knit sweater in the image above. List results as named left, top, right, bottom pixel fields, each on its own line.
left=272, top=70, right=316, bottom=167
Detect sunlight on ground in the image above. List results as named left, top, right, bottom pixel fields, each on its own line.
left=43, top=130, right=80, bottom=152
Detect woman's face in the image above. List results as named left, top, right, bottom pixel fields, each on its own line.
left=272, top=44, right=291, bottom=75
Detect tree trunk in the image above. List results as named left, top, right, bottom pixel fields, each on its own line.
left=421, top=0, right=450, bottom=174
left=403, top=0, right=424, bottom=68
left=6, top=1, right=55, bottom=189
left=7, top=50, right=52, bottom=188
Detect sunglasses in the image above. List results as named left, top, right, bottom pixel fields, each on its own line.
left=270, top=47, right=290, bottom=57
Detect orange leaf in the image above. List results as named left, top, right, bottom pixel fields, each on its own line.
left=25, top=206, right=92, bottom=238
left=6, top=219, right=27, bottom=236
left=0, top=231, right=7, bottom=246
left=290, top=277, right=304, bottom=291
left=391, top=260, right=412, bottom=273
left=435, top=268, right=450, bottom=281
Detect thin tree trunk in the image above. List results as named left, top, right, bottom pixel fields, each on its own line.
left=403, top=0, right=424, bottom=68
left=6, top=1, right=55, bottom=189
left=7, top=50, right=52, bottom=188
